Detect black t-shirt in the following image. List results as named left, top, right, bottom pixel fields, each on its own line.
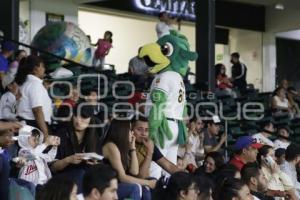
left=52, top=120, right=104, bottom=173
left=152, top=145, right=163, bottom=162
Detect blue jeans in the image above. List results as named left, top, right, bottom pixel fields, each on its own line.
left=0, top=153, right=10, bottom=200
left=141, top=186, right=151, bottom=200
left=118, top=182, right=141, bottom=200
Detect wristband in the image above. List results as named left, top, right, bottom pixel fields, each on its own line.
left=129, top=149, right=136, bottom=153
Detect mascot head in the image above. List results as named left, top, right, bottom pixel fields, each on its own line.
left=139, top=30, right=198, bottom=76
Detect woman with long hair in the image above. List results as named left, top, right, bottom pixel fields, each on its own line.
left=51, top=105, right=104, bottom=192
left=194, top=151, right=225, bottom=179
left=15, top=55, right=51, bottom=137
left=153, top=171, right=199, bottom=200
left=215, top=63, right=236, bottom=97
left=102, top=119, right=156, bottom=200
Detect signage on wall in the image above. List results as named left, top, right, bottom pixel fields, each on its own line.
left=133, top=0, right=196, bottom=20
left=46, top=13, right=65, bottom=24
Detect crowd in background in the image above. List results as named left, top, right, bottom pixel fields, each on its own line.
left=1, top=11, right=300, bottom=200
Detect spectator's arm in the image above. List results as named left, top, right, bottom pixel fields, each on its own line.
left=40, top=147, right=57, bottom=162
left=32, top=106, right=49, bottom=138
left=105, top=49, right=110, bottom=56
left=138, top=151, right=153, bottom=179
left=156, top=157, right=181, bottom=174
left=50, top=156, right=70, bottom=172
left=234, top=64, right=246, bottom=80
left=103, top=143, right=155, bottom=188
left=129, top=150, right=139, bottom=176
left=204, top=134, right=226, bottom=154
left=0, top=121, right=21, bottom=132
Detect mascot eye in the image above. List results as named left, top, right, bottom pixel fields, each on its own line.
left=161, top=42, right=174, bottom=57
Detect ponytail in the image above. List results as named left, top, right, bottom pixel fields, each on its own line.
left=15, top=55, right=43, bottom=86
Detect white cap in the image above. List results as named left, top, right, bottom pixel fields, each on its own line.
left=18, top=125, right=44, bottom=147
left=212, top=115, right=221, bottom=124
left=2, top=75, right=14, bottom=89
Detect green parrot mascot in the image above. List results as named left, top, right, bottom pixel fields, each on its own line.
left=139, top=30, right=198, bottom=176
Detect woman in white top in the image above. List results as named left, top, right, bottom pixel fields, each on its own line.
left=257, top=145, right=297, bottom=200
left=272, top=87, right=295, bottom=118
left=16, top=55, right=52, bottom=138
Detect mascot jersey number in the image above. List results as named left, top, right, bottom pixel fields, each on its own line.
left=139, top=31, right=198, bottom=174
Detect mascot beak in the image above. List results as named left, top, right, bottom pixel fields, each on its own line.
left=139, top=43, right=170, bottom=74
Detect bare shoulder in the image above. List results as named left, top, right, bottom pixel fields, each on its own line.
left=103, top=142, right=119, bottom=155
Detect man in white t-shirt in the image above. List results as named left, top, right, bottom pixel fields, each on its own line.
left=253, top=120, right=274, bottom=147
left=156, top=11, right=181, bottom=38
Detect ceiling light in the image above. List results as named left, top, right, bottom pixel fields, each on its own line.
left=275, top=3, right=284, bottom=10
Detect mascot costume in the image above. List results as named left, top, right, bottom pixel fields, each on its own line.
left=139, top=31, right=198, bottom=177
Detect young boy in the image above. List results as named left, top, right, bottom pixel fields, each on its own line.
left=0, top=75, right=20, bottom=120
left=17, top=126, right=60, bottom=185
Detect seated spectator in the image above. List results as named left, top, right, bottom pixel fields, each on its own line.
left=0, top=41, right=15, bottom=93
left=83, top=89, right=103, bottom=119
left=275, top=148, right=286, bottom=165
left=16, top=55, right=52, bottom=138
left=280, top=144, right=300, bottom=198
left=274, top=126, right=291, bottom=149
left=0, top=76, right=19, bottom=121
left=7, top=49, right=27, bottom=78
left=194, top=151, right=225, bottom=180
left=82, top=164, right=118, bottom=200
left=215, top=63, right=236, bottom=98
left=51, top=105, right=104, bottom=192
left=272, top=87, right=295, bottom=118
left=229, top=136, right=262, bottom=171
left=287, top=87, right=300, bottom=116
left=63, top=86, right=79, bottom=109
left=279, top=79, right=289, bottom=91
left=203, top=116, right=227, bottom=154
left=253, top=119, right=275, bottom=147
left=257, top=145, right=296, bottom=199
left=36, top=174, right=78, bottom=200
left=214, top=164, right=241, bottom=186
left=153, top=172, right=199, bottom=200
left=0, top=129, right=15, bottom=200
left=178, top=116, right=205, bottom=167
left=102, top=119, right=156, bottom=200
left=214, top=178, right=253, bottom=200
left=131, top=116, right=181, bottom=179
left=241, top=163, right=273, bottom=200
left=195, top=175, right=214, bottom=200
left=17, top=127, right=60, bottom=185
